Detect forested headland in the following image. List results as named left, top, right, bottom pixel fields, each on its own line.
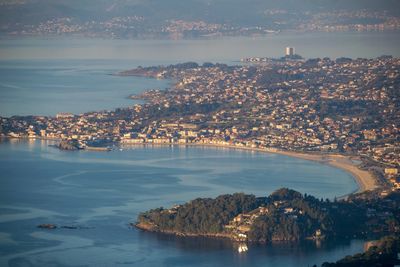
left=136, top=188, right=400, bottom=243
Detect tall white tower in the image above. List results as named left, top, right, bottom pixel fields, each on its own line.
left=285, top=47, right=295, bottom=56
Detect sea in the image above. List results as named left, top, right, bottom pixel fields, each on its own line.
left=0, top=31, right=399, bottom=266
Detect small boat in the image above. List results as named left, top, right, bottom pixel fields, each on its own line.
left=238, top=243, right=248, bottom=253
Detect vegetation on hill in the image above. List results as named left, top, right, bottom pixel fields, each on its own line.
left=138, top=193, right=262, bottom=234
left=321, top=235, right=400, bottom=267
left=137, top=188, right=400, bottom=243
left=248, top=189, right=334, bottom=242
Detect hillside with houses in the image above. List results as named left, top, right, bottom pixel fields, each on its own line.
left=135, top=188, right=400, bottom=243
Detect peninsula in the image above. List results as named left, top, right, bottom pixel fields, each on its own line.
left=135, top=188, right=400, bottom=243
left=1, top=56, right=399, bottom=196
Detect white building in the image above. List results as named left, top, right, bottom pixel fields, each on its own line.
left=285, top=47, right=295, bottom=56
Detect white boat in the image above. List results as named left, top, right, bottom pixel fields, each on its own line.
left=238, top=243, right=248, bottom=253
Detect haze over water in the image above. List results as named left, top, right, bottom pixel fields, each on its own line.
left=1, top=32, right=400, bottom=61
left=0, top=31, right=399, bottom=266
left=0, top=59, right=170, bottom=117
left=1, top=32, right=400, bottom=116
left=0, top=139, right=360, bottom=266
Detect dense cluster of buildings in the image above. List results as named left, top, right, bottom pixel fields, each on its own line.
left=4, top=9, right=400, bottom=38
left=161, top=20, right=225, bottom=38
left=299, top=10, right=400, bottom=32
left=1, top=55, right=399, bottom=190
left=8, top=16, right=147, bottom=38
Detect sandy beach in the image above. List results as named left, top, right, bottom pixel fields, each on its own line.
left=270, top=150, right=378, bottom=194
left=12, top=136, right=378, bottom=195
left=177, top=143, right=379, bottom=194
left=121, top=142, right=379, bottom=195
left=13, top=136, right=378, bottom=196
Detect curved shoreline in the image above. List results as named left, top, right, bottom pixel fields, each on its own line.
left=269, top=150, right=378, bottom=196
left=134, top=222, right=232, bottom=240
left=120, top=142, right=379, bottom=196
left=2, top=136, right=378, bottom=196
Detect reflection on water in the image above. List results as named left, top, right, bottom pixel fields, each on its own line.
left=1, top=33, right=396, bottom=265
left=237, top=243, right=248, bottom=253
left=0, top=139, right=364, bottom=266
left=137, top=230, right=366, bottom=266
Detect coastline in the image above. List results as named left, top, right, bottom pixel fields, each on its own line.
left=2, top=136, right=378, bottom=196
left=210, top=145, right=378, bottom=195
left=121, top=142, right=379, bottom=196
left=134, top=222, right=232, bottom=240
left=270, top=150, right=378, bottom=196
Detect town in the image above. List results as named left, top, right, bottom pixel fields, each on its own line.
left=1, top=54, right=399, bottom=193
left=3, top=9, right=400, bottom=39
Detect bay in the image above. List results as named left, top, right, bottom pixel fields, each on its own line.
left=0, top=139, right=360, bottom=267
left=0, top=59, right=170, bottom=117
left=1, top=31, right=400, bottom=117
left=0, top=31, right=396, bottom=266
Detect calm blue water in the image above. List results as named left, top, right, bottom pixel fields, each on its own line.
left=0, top=33, right=395, bottom=266
left=0, top=139, right=361, bottom=266
left=0, top=60, right=170, bottom=117
left=1, top=32, right=400, bottom=116
left=1, top=32, right=400, bottom=61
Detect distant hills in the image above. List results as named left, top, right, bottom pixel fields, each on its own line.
left=2, top=0, right=400, bottom=23
left=1, top=0, right=400, bottom=38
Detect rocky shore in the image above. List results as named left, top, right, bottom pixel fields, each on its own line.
left=134, top=222, right=233, bottom=240
left=58, top=140, right=81, bottom=150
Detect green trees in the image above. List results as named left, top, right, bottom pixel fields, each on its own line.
left=137, top=189, right=400, bottom=243
left=248, top=188, right=333, bottom=241
left=138, top=188, right=332, bottom=240
left=138, top=193, right=261, bottom=234
left=321, top=235, right=400, bottom=267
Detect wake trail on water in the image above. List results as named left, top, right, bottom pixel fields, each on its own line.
left=0, top=83, right=26, bottom=90
left=53, top=171, right=88, bottom=186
